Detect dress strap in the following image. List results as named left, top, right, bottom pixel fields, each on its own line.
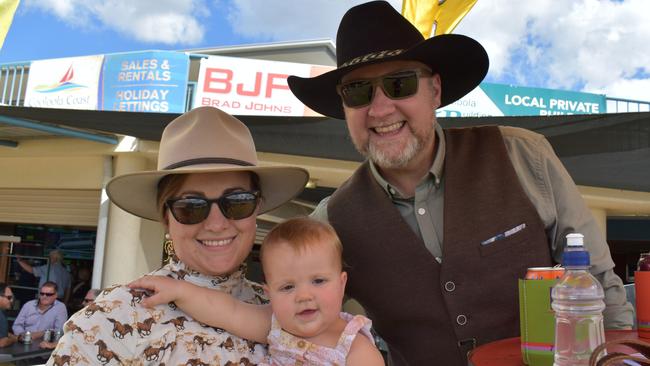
left=336, top=312, right=375, bottom=354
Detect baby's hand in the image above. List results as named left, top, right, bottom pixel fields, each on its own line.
left=128, top=275, right=182, bottom=308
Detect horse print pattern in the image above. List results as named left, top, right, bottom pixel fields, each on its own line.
left=46, top=261, right=268, bottom=365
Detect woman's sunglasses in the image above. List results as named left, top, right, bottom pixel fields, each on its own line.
left=166, top=191, right=260, bottom=225
left=336, top=69, right=430, bottom=108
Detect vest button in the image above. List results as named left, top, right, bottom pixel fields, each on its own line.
left=456, top=314, right=468, bottom=325
left=417, top=207, right=426, bottom=215
left=444, top=281, right=456, bottom=292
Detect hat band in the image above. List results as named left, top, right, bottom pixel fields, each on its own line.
left=164, top=157, right=254, bottom=170
left=339, top=49, right=405, bottom=68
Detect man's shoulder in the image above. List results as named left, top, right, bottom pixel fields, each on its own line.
left=20, top=299, right=37, bottom=311
left=496, top=125, right=545, bottom=143
left=309, top=196, right=331, bottom=223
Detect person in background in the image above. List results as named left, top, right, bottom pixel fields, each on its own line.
left=68, top=266, right=92, bottom=314
left=16, top=249, right=72, bottom=303
left=130, top=217, right=385, bottom=366
left=287, top=2, right=634, bottom=365
left=12, top=281, right=67, bottom=342
left=40, top=288, right=101, bottom=351
left=0, top=283, right=17, bottom=347
left=82, top=288, right=100, bottom=307
left=47, top=106, right=309, bottom=365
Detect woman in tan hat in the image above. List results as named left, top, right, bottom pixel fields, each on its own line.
left=48, top=106, right=309, bottom=365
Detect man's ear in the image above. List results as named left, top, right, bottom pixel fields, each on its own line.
left=431, top=73, right=442, bottom=108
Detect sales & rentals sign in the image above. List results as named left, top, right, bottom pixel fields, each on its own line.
left=100, top=51, right=190, bottom=113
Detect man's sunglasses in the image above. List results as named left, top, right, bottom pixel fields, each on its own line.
left=336, top=69, right=430, bottom=108
left=39, top=292, right=56, bottom=297
left=166, top=191, right=260, bottom=225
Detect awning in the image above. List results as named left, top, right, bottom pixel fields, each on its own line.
left=1, top=105, right=649, bottom=192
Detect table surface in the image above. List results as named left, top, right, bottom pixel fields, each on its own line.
left=0, top=341, right=53, bottom=362
left=468, top=330, right=641, bottom=366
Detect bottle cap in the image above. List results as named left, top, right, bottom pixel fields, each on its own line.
left=566, top=233, right=584, bottom=247
left=563, top=233, right=590, bottom=267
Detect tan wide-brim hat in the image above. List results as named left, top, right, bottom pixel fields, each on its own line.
left=106, top=106, right=309, bottom=221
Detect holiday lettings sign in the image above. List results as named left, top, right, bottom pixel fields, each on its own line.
left=193, top=55, right=333, bottom=117
left=100, top=51, right=190, bottom=113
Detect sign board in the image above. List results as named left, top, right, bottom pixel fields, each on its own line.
left=24, top=55, right=104, bottom=110
left=100, top=51, right=190, bottom=113
left=438, top=83, right=606, bottom=117
left=193, top=55, right=333, bottom=116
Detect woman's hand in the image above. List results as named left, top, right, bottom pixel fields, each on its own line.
left=128, top=276, right=185, bottom=308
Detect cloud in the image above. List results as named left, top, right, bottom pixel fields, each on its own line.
left=223, top=0, right=400, bottom=41
left=22, top=0, right=209, bottom=45
left=19, top=0, right=650, bottom=102
left=456, top=0, right=650, bottom=101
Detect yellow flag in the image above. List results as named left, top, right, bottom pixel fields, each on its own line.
left=402, top=0, right=478, bottom=38
left=0, top=0, right=20, bottom=50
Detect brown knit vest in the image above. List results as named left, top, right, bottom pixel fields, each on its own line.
left=328, top=126, right=552, bottom=366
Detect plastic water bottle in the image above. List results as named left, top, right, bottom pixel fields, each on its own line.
left=551, top=233, right=606, bottom=366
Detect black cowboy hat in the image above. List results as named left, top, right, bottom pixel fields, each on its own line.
left=287, top=0, right=489, bottom=120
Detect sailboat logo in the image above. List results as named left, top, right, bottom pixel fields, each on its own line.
left=34, top=65, right=87, bottom=93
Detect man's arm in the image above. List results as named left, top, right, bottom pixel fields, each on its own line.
left=0, top=334, right=17, bottom=347
left=502, top=126, right=634, bottom=329
left=53, top=302, right=68, bottom=331
left=16, top=257, right=34, bottom=274
left=11, top=306, right=27, bottom=335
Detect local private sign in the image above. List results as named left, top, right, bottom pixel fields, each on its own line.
left=437, top=82, right=606, bottom=117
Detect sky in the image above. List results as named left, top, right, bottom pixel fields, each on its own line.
left=1, top=0, right=650, bottom=102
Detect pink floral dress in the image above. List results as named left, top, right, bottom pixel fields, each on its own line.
left=261, top=312, right=375, bottom=366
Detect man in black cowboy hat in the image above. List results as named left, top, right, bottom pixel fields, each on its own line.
left=289, top=1, right=633, bottom=365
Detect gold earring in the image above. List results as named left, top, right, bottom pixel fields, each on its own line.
left=163, top=233, right=176, bottom=264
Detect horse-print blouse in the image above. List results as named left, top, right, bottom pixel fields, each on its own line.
left=47, top=260, right=268, bottom=365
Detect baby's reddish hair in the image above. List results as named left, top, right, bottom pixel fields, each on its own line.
left=260, top=217, right=343, bottom=271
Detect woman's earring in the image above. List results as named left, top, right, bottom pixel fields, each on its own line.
left=163, top=233, right=176, bottom=264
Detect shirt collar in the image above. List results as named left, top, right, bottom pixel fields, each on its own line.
left=369, top=123, right=446, bottom=198
left=166, top=258, right=248, bottom=292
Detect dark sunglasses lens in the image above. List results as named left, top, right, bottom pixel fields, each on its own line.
left=169, top=198, right=210, bottom=225
left=220, top=192, right=258, bottom=220
left=383, top=72, right=418, bottom=98
left=341, top=81, right=374, bottom=107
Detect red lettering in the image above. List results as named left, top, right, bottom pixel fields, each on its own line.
left=266, top=73, right=289, bottom=98
left=236, top=72, right=262, bottom=97
left=204, top=68, right=232, bottom=93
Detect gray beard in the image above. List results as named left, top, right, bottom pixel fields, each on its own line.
left=360, top=122, right=434, bottom=169
left=367, top=134, right=422, bottom=169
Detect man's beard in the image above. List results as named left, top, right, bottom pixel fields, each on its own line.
left=356, top=123, right=434, bottom=169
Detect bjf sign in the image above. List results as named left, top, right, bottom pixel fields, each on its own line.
left=203, top=68, right=289, bottom=98
left=193, top=55, right=330, bottom=116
